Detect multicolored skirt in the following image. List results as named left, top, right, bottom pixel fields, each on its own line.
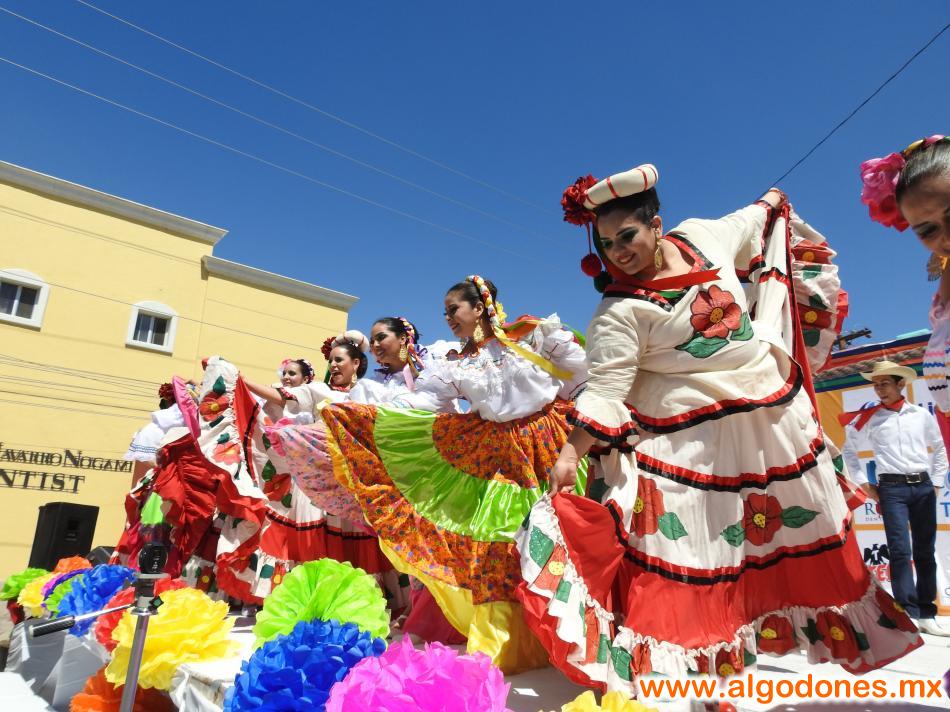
left=320, top=401, right=586, bottom=673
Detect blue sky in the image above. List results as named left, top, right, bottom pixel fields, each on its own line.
left=2, top=1, right=948, bottom=359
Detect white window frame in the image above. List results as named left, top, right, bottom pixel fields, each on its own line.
left=126, top=300, right=178, bottom=354
left=0, top=268, right=50, bottom=329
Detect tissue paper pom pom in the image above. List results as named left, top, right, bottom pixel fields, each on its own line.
left=106, top=587, right=238, bottom=690
left=0, top=567, right=48, bottom=600
left=253, top=559, right=388, bottom=646
left=18, top=573, right=57, bottom=617
left=225, top=619, right=386, bottom=711
left=70, top=666, right=176, bottom=712
left=56, top=565, right=135, bottom=636
left=325, top=637, right=512, bottom=712
left=45, top=571, right=88, bottom=616
left=54, top=556, right=92, bottom=574
left=43, top=569, right=86, bottom=599
left=560, top=690, right=659, bottom=711
left=94, top=578, right=188, bottom=652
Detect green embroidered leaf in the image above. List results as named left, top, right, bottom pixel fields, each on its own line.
left=808, top=293, right=828, bottom=309
left=555, top=579, right=572, bottom=603
left=232, top=517, right=243, bottom=527
left=731, top=312, right=754, bottom=341
left=262, top=433, right=271, bottom=450
left=212, top=376, right=227, bottom=395
left=781, top=506, right=819, bottom=528
left=802, top=328, right=821, bottom=347
left=259, top=563, right=274, bottom=579
left=280, top=493, right=292, bottom=508
left=597, top=634, right=609, bottom=664
left=217, top=432, right=230, bottom=444
left=801, top=618, right=821, bottom=645
left=853, top=626, right=870, bottom=651
left=743, top=648, right=757, bottom=667
left=802, top=265, right=822, bottom=280
left=832, top=454, right=845, bottom=475
left=610, top=645, right=632, bottom=681
left=675, top=334, right=729, bottom=359
left=261, top=461, right=276, bottom=482
left=877, top=614, right=897, bottom=630
left=721, top=523, right=746, bottom=547
left=249, top=553, right=259, bottom=571
left=209, top=416, right=224, bottom=428
left=657, top=512, right=688, bottom=540
left=528, top=527, right=555, bottom=567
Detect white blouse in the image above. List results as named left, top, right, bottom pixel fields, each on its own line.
left=123, top=404, right=186, bottom=461
left=279, top=381, right=349, bottom=418
left=393, top=315, right=588, bottom=422
left=349, top=340, right=459, bottom=409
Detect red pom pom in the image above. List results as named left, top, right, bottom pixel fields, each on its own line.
left=580, top=253, right=602, bottom=277
left=561, top=175, right=598, bottom=226
left=201, top=358, right=209, bottom=369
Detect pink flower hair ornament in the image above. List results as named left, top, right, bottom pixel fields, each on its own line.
left=860, top=134, right=946, bottom=231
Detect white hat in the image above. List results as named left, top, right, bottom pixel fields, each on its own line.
left=860, top=360, right=917, bottom=384
left=583, top=164, right=659, bottom=210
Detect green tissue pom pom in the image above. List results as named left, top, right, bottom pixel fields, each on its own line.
left=252, top=559, right=389, bottom=646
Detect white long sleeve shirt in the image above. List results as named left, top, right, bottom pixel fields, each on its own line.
left=841, top=400, right=948, bottom=487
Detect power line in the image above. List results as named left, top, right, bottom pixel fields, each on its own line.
left=0, top=355, right=161, bottom=395
left=71, top=0, right=547, bottom=213
left=0, top=396, right=147, bottom=421
left=0, top=374, right=157, bottom=400
left=0, top=268, right=340, bottom=351
left=0, top=352, right=165, bottom=387
left=0, top=6, right=546, bottom=239
left=0, top=56, right=553, bottom=264
left=772, top=21, right=950, bottom=187
left=0, top=388, right=151, bottom=414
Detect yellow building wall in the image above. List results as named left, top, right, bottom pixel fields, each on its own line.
left=0, top=178, right=351, bottom=577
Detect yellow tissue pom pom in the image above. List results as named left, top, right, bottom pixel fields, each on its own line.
left=18, top=573, right=57, bottom=617
left=561, top=690, right=658, bottom=712
left=105, top=588, right=238, bottom=690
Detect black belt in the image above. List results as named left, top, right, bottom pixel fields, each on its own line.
left=877, top=471, right=930, bottom=485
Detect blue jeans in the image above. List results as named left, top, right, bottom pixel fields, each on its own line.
left=878, top=481, right=938, bottom=619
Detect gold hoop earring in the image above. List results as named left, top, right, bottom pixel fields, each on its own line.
left=472, top=322, right=485, bottom=344
left=398, top=344, right=408, bottom=362
left=653, top=231, right=664, bottom=270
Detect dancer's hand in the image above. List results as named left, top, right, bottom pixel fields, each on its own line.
left=549, top=448, right=579, bottom=493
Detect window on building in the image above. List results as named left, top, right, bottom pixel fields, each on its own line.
left=0, top=269, right=50, bottom=328
left=126, top=301, right=177, bottom=354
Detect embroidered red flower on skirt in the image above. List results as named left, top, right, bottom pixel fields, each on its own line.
left=756, top=614, right=797, bottom=654
left=697, top=646, right=745, bottom=677
left=742, top=493, right=783, bottom=545
left=212, top=441, right=242, bottom=465
left=873, top=586, right=917, bottom=633
left=199, top=392, right=230, bottom=421
left=689, top=285, right=742, bottom=338
left=631, top=477, right=665, bottom=537
left=816, top=610, right=861, bottom=661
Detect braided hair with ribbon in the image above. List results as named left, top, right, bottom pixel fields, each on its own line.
left=461, top=275, right=573, bottom=380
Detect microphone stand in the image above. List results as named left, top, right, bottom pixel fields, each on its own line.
left=29, top=543, right=168, bottom=712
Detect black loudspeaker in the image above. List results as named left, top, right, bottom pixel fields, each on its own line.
left=27, top=502, right=99, bottom=570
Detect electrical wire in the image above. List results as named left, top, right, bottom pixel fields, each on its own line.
left=0, top=268, right=341, bottom=351
left=0, top=56, right=552, bottom=264
left=0, top=439, right=129, bottom=456
left=772, top=21, right=950, bottom=187
left=0, top=396, right=147, bottom=420
left=0, top=388, right=152, bottom=413
left=0, top=5, right=548, bottom=239
left=0, top=374, right=157, bottom=400
left=71, top=0, right=548, bottom=212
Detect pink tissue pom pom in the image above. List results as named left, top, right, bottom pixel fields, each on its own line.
left=325, top=637, right=512, bottom=712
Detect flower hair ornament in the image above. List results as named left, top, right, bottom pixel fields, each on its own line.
left=561, top=164, right=660, bottom=292
left=860, top=134, right=948, bottom=231
left=321, top=330, right=369, bottom=385
left=465, top=274, right=571, bottom=380
left=158, top=382, right=175, bottom=404
left=279, top=357, right=315, bottom=383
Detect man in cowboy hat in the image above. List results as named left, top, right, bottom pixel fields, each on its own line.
left=842, top=360, right=949, bottom=637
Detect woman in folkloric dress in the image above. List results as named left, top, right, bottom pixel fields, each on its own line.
left=859, top=135, right=950, bottom=413
left=318, top=277, right=588, bottom=671
left=516, top=164, right=921, bottom=694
